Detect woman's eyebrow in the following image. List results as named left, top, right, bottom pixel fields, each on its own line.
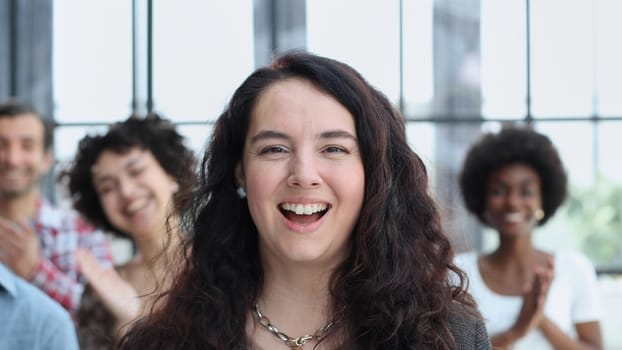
left=318, top=129, right=357, bottom=141
left=249, top=129, right=357, bottom=145
left=250, top=130, right=290, bottom=144
left=91, top=154, right=145, bottom=184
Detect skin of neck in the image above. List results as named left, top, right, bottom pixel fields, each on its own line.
left=255, top=251, right=340, bottom=342
left=489, top=231, right=549, bottom=274
left=121, top=216, right=184, bottom=309
left=0, top=186, right=40, bottom=221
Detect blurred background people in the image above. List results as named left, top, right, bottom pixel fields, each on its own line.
left=1, top=262, right=79, bottom=350
left=0, top=99, right=113, bottom=319
left=120, top=52, right=490, bottom=350
left=60, top=113, right=196, bottom=349
left=455, top=126, right=602, bottom=350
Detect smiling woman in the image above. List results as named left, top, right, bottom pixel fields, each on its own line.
left=59, top=114, right=196, bottom=349
left=455, top=126, right=603, bottom=350
left=238, top=78, right=364, bottom=265
left=119, top=51, right=491, bottom=350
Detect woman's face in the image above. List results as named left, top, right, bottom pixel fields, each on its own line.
left=485, top=163, right=543, bottom=236
left=91, top=147, right=179, bottom=239
left=239, top=78, right=365, bottom=268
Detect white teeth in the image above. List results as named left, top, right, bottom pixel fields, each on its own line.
left=296, top=204, right=305, bottom=215
left=504, top=212, right=522, bottom=223
left=281, top=203, right=328, bottom=215
left=126, top=198, right=148, bottom=214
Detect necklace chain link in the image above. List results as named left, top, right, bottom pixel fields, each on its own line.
left=254, top=304, right=334, bottom=349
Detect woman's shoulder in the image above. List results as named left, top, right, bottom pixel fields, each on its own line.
left=447, top=302, right=491, bottom=350
left=554, top=249, right=594, bottom=268
left=553, top=249, right=600, bottom=295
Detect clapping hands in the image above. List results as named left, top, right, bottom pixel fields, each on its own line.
left=512, top=255, right=555, bottom=337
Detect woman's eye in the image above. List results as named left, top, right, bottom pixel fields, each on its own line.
left=324, top=146, right=346, bottom=153
left=129, top=167, right=146, bottom=177
left=260, top=146, right=288, bottom=154
left=488, top=187, right=504, bottom=196
left=522, top=189, right=534, bottom=197
left=97, top=186, right=114, bottom=195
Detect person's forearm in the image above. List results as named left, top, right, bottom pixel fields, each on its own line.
left=490, top=327, right=524, bottom=350
left=539, top=317, right=601, bottom=350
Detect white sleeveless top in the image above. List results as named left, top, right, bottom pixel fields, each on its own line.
left=454, top=250, right=601, bottom=350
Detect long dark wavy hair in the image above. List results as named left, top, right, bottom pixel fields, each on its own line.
left=119, top=51, right=476, bottom=349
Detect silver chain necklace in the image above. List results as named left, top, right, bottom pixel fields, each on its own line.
left=254, top=304, right=335, bottom=349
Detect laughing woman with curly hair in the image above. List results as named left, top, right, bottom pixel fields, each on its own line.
left=61, top=114, right=195, bottom=349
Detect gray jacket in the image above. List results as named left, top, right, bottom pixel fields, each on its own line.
left=449, top=309, right=491, bottom=350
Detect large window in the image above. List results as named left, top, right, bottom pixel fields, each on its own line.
left=52, top=0, right=622, bottom=270
left=53, top=0, right=133, bottom=160
left=152, top=1, right=254, bottom=151
left=53, top=1, right=255, bottom=162
left=478, top=0, right=622, bottom=271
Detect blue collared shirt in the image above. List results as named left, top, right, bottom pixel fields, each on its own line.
left=0, top=263, right=78, bottom=350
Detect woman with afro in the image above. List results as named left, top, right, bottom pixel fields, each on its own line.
left=455, top=126, right=602, bottom=350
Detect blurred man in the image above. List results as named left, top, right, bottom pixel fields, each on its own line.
left=1, top=262, right=79, bottom=350
left=0, top=99, right=113, bottom=318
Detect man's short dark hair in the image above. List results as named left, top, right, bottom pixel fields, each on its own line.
left=0, top=99, right=54, bottom=150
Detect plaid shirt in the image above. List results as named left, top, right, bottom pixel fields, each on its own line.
left=29, top=197, right=114, bottom=319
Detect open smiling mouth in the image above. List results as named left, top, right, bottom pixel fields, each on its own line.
left=279, top=202, right=330, bottom=225
left=503, top=212, right=523, bottom=223
left=125, top=198, right=149, bottom=215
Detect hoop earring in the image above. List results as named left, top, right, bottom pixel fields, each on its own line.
left=237, top=186, right=247, bottom=199
left=534, top=208, right=545, bottom=221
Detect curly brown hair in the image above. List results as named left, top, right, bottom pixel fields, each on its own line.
left=119, top=52, right=478, bottom=349
left=59, top=113, right=196, bottom=237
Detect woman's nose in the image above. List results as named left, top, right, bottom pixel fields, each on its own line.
left=505, top=191, right=523, bottom=209
left=117, top=176, right=137, bottom=199
left=287, top=152, right=322, bottom=189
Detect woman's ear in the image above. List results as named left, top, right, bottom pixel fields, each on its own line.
left=235, top=162, right=247, bottom=198
left=235, top=162, right=245, bottom=188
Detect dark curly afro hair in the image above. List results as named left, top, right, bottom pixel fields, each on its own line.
left=59, top=113, right=196, bottom=238
left=459, top=125, right=567, bottom=226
